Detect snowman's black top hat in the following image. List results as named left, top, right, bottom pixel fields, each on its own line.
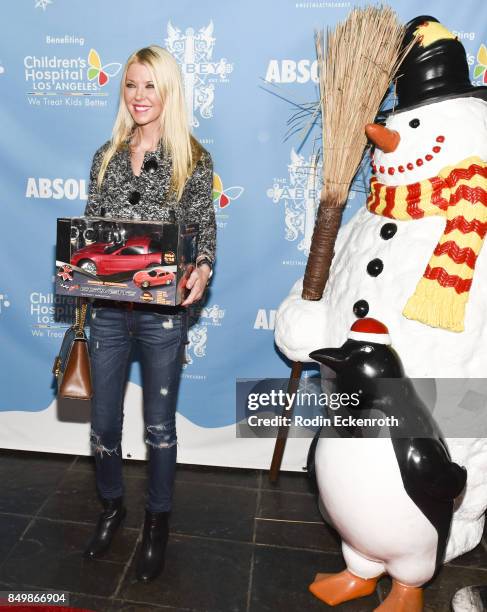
left=392, top=15, right=487, bottom=113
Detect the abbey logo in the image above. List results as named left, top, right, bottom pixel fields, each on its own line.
left=0, top=294, right=11, bottom=315
left=267, top=149, right=321, bottom=258
left=165, top=21, right=233, bottom=128
left=185, top=325, right=208, bottom=367
left=24, top=47, right=120, bottom=108
left=199, top=304, right=225, bottom=326
left=184, top=304, right=225, bottom=368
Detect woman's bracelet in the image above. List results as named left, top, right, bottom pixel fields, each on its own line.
left=196, top=255, right=213, bottom=279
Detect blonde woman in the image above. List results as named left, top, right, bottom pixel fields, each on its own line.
left=82, top=46, right=215, bottom=582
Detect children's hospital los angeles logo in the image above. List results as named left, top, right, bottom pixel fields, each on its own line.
left=165, top=21, right=233, bottom=128
left=213, top=174, right=243, bottom=210
left=86, top=49, right=122, bottom=87
left=267, top=149, right=322, bottom=261
left=29, top=291, right=75, bottom=339
left=473, top=43, right=487, bottom=84
left=212, top=173, right=244, bottom=228
left=24, top=46, right=121, bottom=108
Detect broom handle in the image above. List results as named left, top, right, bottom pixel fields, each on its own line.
left=269, top=360, right=303, bottom=483
left=302, top=200, right=344, bottom=300
left=268, top=201, right=343, bottom=480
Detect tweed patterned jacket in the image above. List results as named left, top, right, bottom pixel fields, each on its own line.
left=84, top=140, right=216, bottom=263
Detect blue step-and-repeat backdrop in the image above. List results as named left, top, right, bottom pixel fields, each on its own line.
left=1, top=0, right=486, bottom=468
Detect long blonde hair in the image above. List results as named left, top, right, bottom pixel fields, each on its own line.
left=97, top=45, right=201, bottom=200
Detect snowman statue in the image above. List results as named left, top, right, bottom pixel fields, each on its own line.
left=275, top=14, right=487, bottom=607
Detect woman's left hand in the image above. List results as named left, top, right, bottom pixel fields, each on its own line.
left=181, top=264, right=211, bottom=306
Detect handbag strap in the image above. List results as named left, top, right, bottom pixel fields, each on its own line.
left=74, top=297, right=89, bottom=334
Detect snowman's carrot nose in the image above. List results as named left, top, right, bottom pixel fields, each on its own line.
left=365, top=123, right=400, bottom=153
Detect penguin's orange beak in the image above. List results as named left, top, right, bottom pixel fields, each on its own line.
left=365, top=123, right=400, bottom=153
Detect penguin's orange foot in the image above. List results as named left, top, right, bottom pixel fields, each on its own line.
left=309, top=569, right=379, bottom=606
left=375, top=581, right=423, bottom=612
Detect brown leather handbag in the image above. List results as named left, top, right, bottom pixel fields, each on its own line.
left=52, top=298, right=93, bottom=400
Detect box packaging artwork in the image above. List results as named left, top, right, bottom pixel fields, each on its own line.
left=55, top=217, right=198, bottom=305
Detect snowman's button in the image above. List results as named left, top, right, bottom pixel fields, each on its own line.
left=380, top=223, right=397, bottom=240
left=353, top=300, right=369, bottom=318
left=367, top=258, right=384, bottom=276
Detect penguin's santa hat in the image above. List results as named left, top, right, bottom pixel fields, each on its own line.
left=348, top=318, right=391, bottom=345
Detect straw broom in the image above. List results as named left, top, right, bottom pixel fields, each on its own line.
left=302, top=6, right=408, bottom=300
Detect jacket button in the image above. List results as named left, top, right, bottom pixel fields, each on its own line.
left=367, top=258, right=384, bottom=277
left=143, top=157, right=158, bottom=174
left=353, top=300, right=369, bottom=318
left=380, top=223, right=397, bottom=240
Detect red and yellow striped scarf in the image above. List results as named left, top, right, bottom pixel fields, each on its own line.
left=366, top=156, right=487, bottom=332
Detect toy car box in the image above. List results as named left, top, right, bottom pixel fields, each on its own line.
left=55, top=217, right=198, bottom=305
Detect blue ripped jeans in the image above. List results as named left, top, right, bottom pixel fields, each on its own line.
left=88, top=304, right=187, bottom=512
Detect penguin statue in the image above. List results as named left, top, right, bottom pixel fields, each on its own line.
left=309, top=318, right=467, bottom=612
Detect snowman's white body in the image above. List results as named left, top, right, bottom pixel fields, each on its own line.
left=275, top=97, right=487, bottom=564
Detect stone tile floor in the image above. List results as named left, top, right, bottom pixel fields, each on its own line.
left=0, top=449, right=485, bottom=611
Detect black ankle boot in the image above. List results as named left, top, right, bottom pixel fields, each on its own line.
left=83, top=496, right=126, bottom=559
left=135, top=510, right=169, bottom=582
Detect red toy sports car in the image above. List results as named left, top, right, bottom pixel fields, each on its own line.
left=71, top=236, right=163, bottom=276
left=133, top=267, right=176, bottom=289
